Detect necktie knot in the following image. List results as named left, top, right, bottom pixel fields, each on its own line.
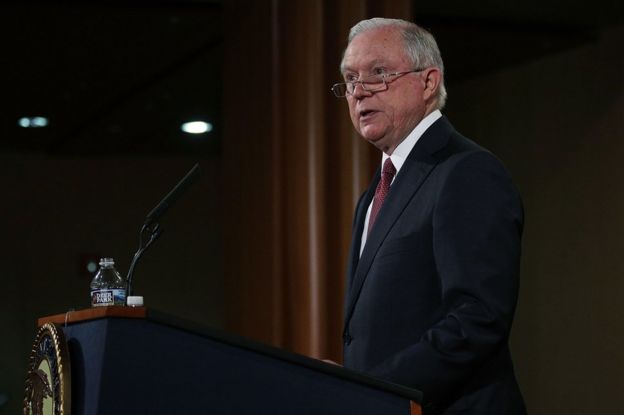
left=382, top=158, right=396, bottom=176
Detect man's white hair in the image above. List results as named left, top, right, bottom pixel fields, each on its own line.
left=345, top=18, right=447, bottom=109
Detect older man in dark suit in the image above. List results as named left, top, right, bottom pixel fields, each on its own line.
left=333, top=18, right=526, bottom=414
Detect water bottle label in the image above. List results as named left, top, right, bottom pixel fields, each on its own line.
left=91, top=289, right=126, bottom=306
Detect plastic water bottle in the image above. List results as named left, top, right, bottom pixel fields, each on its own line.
left=90, top=258, right=126, bottom=307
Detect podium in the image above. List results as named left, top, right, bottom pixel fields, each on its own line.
left=35, top=307, right=422, bottom=415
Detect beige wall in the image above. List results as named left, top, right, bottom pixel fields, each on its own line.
left=445, top=25, right=624, bottom=414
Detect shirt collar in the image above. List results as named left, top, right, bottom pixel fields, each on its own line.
left=382, top=109, right=442, bottom=175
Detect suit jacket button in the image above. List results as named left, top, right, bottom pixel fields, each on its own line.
left=343, top=333, right=352, bottom=345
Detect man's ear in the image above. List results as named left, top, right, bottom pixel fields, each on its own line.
left=422, top=67, right=441, bottom=101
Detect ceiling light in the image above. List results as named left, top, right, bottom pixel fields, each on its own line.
left=181, top=121, right=212, bottom=134
left=18, top=116, right=49, bottom=128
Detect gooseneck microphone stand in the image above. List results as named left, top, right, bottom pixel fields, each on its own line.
left=126, top=222, right=162, bottom=297
left=125, top=163, right=201, bottom=298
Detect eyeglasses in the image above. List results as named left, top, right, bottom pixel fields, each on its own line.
left=331, top=69, right=425, bottom=98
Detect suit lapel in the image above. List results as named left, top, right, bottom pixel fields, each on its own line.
left=346, top=169, right=379, bottom=291
left=343, top=116, right=455, bottom=327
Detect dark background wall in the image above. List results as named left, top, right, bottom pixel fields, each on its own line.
left=1, top=1, right=623, bottom=414
left=446, top=24, right=624, bottom=412
left=0, top=157, right=224, bottom=413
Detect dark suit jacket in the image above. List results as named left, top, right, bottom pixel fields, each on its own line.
left=343, top=116, right=526, bottom=414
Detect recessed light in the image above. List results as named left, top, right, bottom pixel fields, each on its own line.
left=18, top=116, right=49, bottom=128
left=181, top=121, right=212, bottom=134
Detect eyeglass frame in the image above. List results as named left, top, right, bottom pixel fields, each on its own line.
left=331, top=68, right=426, bottom=98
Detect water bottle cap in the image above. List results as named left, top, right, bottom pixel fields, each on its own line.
left=127, top=296, right=144, bottom=307
left=99, top=258, right=115, bottom=266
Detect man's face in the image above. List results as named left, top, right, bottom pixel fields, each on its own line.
left=341, top=27, right=427, bottom=154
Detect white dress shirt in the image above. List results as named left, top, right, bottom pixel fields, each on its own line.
left=360, top=110, right=442, bottom=255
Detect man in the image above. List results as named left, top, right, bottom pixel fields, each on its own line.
left=334, top=18, right=526, bottom=414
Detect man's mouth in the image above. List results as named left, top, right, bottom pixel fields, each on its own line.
left=359, top=109, right=377, bottom=120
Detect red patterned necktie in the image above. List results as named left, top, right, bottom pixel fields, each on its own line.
left=368, top=158, right=396, bottom=234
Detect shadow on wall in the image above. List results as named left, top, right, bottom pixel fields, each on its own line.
left=0, top=393, right=8, bottom=408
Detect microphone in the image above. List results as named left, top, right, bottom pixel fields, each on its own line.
left=126, top=163, right=201, bottom=298
left=145, top=163, right=201, bottom=226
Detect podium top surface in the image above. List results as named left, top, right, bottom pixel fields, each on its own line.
left=38, top=306, right=423, bottom=406
left=38, top=306, right=146, bottom=326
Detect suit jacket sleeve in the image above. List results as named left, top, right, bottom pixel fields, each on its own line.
left=367, top=150, right=524, bottom=404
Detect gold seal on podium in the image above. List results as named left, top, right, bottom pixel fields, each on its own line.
left=23, top=323, right=71, bottom=415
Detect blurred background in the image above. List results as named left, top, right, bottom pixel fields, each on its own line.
left=1, top=0, right=623, bottom=413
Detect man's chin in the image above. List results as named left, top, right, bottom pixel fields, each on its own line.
left=364, top=136, right=389, bottom=152
left=358, top=131, right=394, bottom=153
left=357, top=126, right=390, bottom=150
left=359, top=128, right=383, bottom=144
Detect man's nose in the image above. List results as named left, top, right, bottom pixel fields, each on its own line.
left=351, top=82, right=372, bottom=99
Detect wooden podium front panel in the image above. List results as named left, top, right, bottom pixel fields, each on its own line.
left=57, top=315, right=420, bottom=415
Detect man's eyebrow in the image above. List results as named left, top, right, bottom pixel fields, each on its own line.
left=341, top=59, right=388, bottom=74
left=368, top=59, right=388, bottom=67
left=340, top=63, right=356, bottom=74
